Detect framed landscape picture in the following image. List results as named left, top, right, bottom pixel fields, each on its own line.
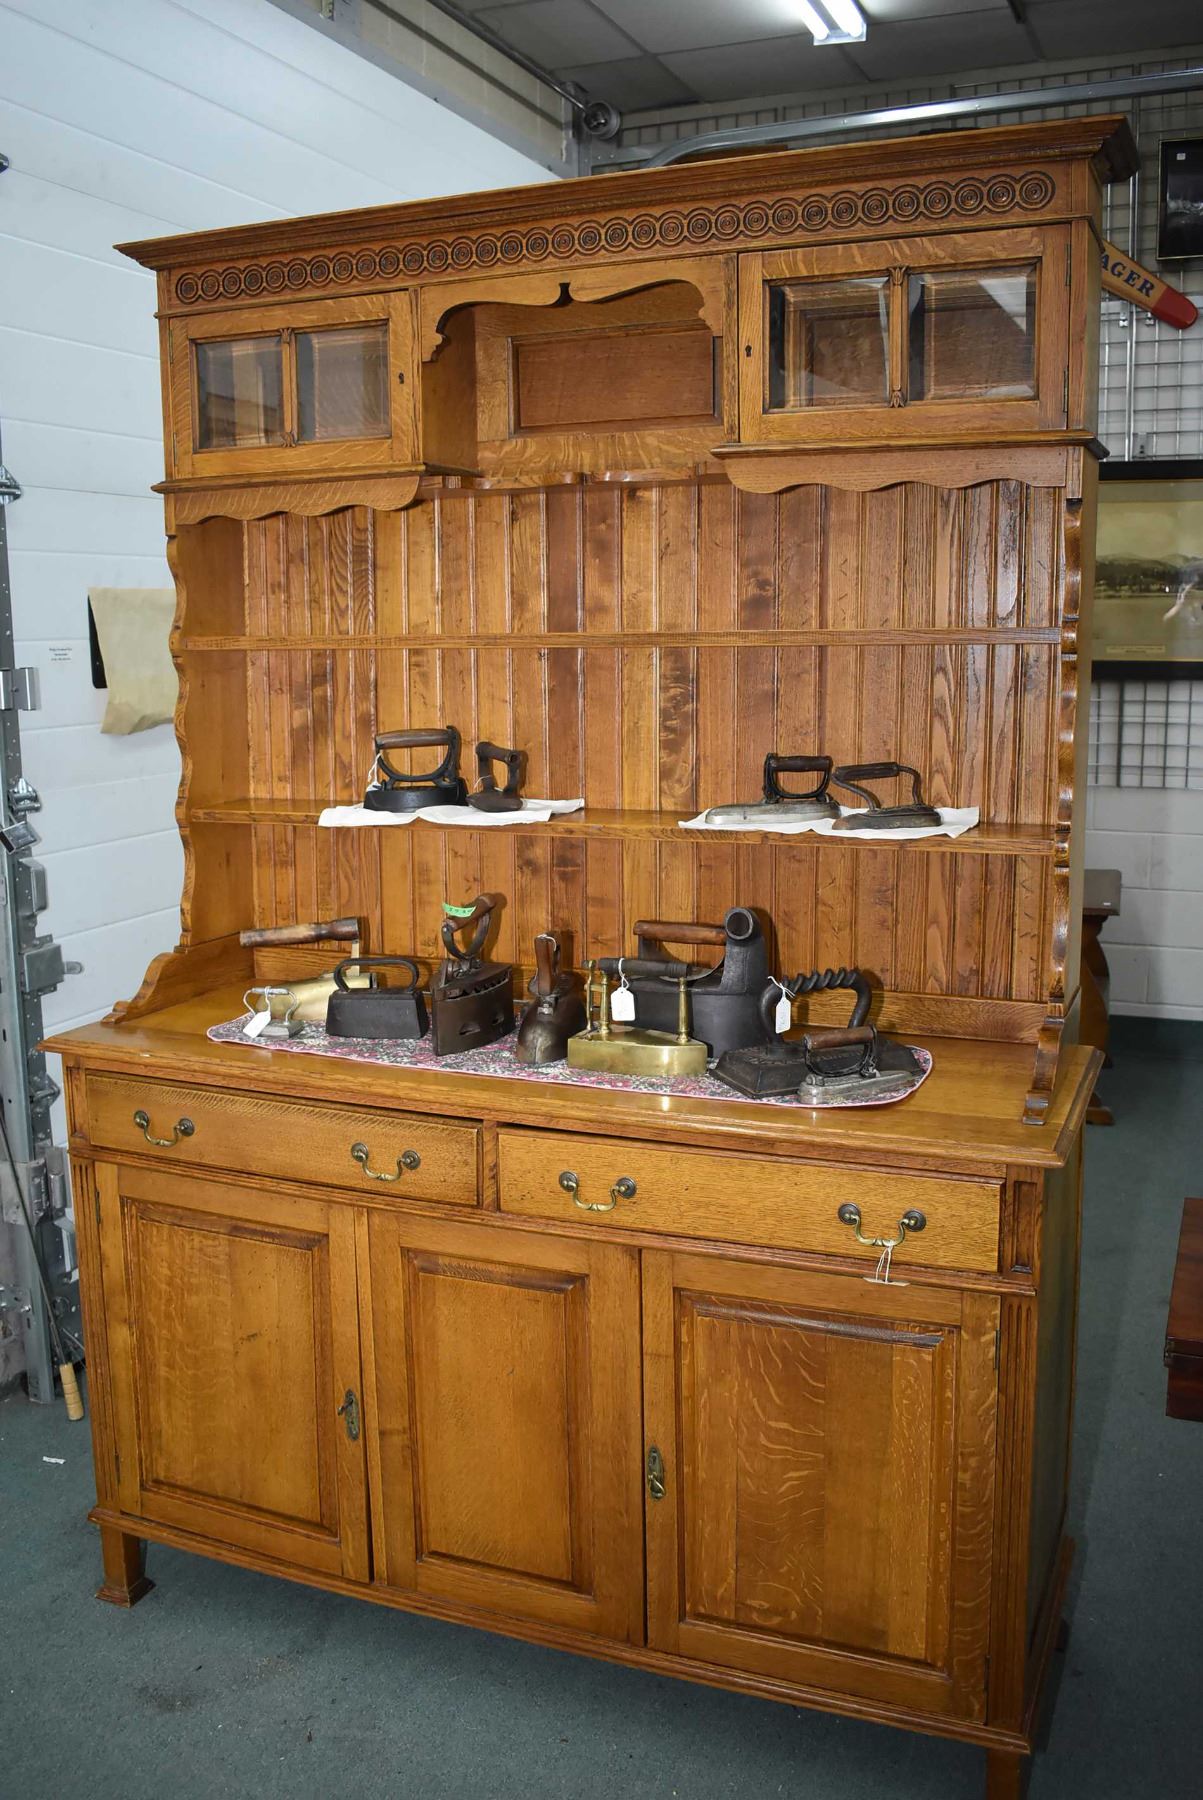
left=1093, top=460, right=1203, bottom=677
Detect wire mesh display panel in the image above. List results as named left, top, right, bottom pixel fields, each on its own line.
left=1088, top=677, right=1203, bottom=787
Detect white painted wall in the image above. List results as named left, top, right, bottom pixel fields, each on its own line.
left=0, top=0, right=552, bottom=1103
left=1086, top=788, right=1203, bottom=1020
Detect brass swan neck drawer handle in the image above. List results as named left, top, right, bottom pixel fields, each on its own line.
left=837, top=1202, right=926, bottom=1249
left=351, top=1142, right=421, bottom=1182
left=558, top=1170, right=637, bottom=1213
left=133, top=1108, right=194, bottom=1148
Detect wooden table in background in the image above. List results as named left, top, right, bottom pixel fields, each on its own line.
left=1082, top=868, right=1122, bottom=1126
left=1165, top=1198, right=1203, bottom=1421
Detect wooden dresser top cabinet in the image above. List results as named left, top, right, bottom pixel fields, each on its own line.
left=46, top=114, right=1130, bottom=1800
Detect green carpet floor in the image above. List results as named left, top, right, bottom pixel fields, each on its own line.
left=2, top=1051, right=1200, bottom=1799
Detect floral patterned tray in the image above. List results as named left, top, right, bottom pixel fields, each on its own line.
left=207, top=1015, right=932, bottom=1109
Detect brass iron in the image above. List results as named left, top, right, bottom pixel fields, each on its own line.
left=567, top=962, right=707, bottom=1077
left=515, top=932, right=587, bottom=1064
left=239, top=916, right=371, bottom=1024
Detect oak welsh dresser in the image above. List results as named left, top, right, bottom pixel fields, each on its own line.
left=46, top=116, right=1133, bottom=1799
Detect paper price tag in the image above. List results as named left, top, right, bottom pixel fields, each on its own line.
left=243, top=1009, right=271, bottom=1040
left=611, top=985, right=636, bottom=1022
left=774, top=989, right=792, bottom=1033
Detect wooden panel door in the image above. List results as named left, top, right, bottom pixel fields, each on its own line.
left=364, top=1212, right=644, bottom=1643
left=643, top=1250, right=998, bottom=1720
left=96, top=1163, right=370, bottom=1580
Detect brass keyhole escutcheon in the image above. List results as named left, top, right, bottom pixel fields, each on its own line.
left=646, top=1445, right=666, bottom=1500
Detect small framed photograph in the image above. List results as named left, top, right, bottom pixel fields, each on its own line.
left=1157, top=138, right=1203, bottom=261
left=1094, top=460, right=1203, bottom=677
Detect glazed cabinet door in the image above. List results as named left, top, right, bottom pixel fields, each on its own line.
left=643, top=1250, right=998, bottom=1720
left=363, top=1212, right=644, bottom=1643
left=95, top=1162, right=370, bottom=1581
left=739, top=225, right=1070, bottom=443
left=167, top=292, right=417, bottom=478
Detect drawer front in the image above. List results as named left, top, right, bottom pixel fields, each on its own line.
left=498, top=1130, right=1000, bottom=1272
left=86, top=1074, right=480, bottom=1206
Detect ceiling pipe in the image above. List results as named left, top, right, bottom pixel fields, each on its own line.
left=418, top=0, right=621, bottom=136
left=615, top=64, right=1203, bottom=168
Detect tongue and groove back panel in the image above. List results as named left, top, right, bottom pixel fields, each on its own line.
left=174, top=477, right=1070, bottom=1039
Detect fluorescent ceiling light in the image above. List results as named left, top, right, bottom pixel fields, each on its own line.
left=796, top=1, right=868, bottom=45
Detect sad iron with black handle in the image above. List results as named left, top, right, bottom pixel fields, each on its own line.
left=597, top=908, right=770, bottom=1057
left=829, top=762, right=941, bottom=831
left=712, top=967, right=872, bottom=1097
left=325, top=957, right=428, bottom=1041
left=429, top=893, right=514, bottom=1056
left=515, top=932, right=586, bottom=1064
left=703, top=754, right=840, bottom=826
left=364, top=726, right=468, bottom=813
left=469, top=742, right=524, bottom=813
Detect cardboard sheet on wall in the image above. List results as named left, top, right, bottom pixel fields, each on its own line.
left=87, top=588, right=176, bottom=734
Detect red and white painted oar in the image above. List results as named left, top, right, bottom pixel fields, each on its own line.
left=1101, top=241, right=1198, bottom=329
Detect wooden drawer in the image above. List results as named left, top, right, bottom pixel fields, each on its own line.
left=85, top=1074, right=480, bottom=1206
left=498, top=1130, right=1000, bottom=1272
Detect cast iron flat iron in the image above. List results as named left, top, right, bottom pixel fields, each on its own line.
left=597, top=909, right=770, bottom=1058
left=712, top=967, right=873, bottom=1098
left=325, top=957, right=428, bottom=1040
left=830, top=762, right=941, bottom=831
left=568, top=963, right=707, bottom=1077
left=468, top=741, right=524, bottom=813
left=795, top=1020, right=924, bottom=1107
left=364, top=726, right=467, bottom=813
left=703, top=754, right=840, bottom=827
left=429, top=893, right=514, bottom=1056
left=515, top=932, right=586, bottom=1065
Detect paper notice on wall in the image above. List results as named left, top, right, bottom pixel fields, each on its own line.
left=88, top=589, right=176, bottom=735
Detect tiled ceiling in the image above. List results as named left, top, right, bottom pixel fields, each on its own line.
left=455, top=0, right=1203, bottom=113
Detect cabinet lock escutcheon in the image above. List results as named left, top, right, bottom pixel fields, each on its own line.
left=646, top=1445, right=666, bottom=1501
left=337, top=1389, right=360, bottom=1441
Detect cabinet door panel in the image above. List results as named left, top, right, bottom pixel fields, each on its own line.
left=97, top=1163, right=369, bottom=1580
left=644, top=1252, right=997, bottom=1719
left=364, top=1213, right=643, bottom=1643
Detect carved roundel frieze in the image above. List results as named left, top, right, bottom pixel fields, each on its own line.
left=1018, top=172, right=1054, bottom=207
left=171, top=167, right=1058, bottom=303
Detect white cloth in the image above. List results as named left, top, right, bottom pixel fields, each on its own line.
left=318, top=798, right=585, bottom=828
left=679, top=805, right=980, bottom=841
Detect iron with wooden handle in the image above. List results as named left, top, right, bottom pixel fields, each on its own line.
left=239, top=917, right=368, bottom=1025
left=239, top=917, right=360, bottom=949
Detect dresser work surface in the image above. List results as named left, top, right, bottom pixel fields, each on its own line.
left=47, top=112, right=1133, bottom=1800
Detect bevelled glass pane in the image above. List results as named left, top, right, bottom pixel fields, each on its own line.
left=767, top=276, right=889, bottom=410
left=296, top=323, right=390, bottom=442
left=908, top=266, right=1037, bottom=402
left=195, top=335, right=285, bottom=449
